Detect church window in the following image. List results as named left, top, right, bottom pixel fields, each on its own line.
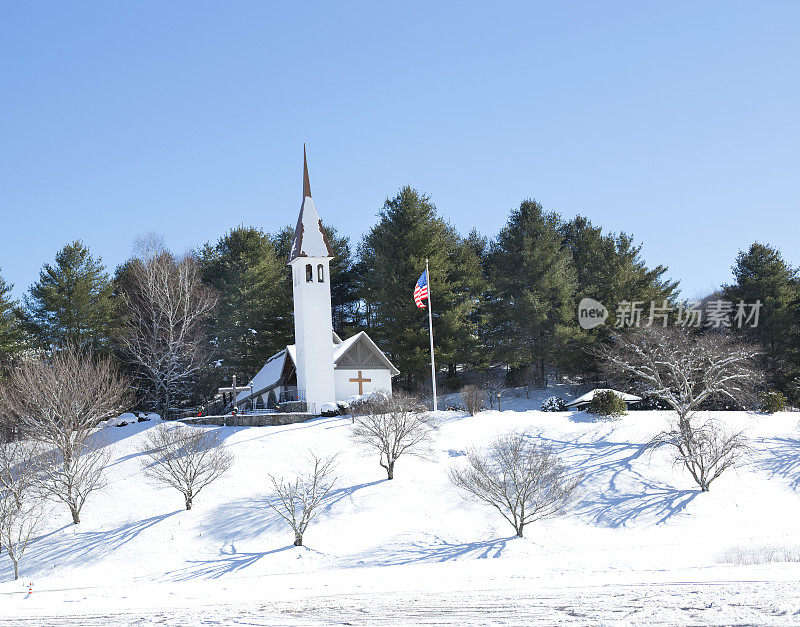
left=317, top=264, right=324, bottom=282
left=305, top=264, right=313, bottom=282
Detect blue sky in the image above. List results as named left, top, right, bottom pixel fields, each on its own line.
left=1, top=1, right=798, bottom=300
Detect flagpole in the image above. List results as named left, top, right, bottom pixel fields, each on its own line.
left=426, top=259, right=438, bottom=412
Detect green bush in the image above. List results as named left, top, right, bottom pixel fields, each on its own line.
left=760, top=390, right=788, bottom=414
left=540, top=396, right=566, bottom=412
left=587, top=390, right=627, bottom=417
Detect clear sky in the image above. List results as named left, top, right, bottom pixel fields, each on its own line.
left=2, top=1, right=798, bottom=300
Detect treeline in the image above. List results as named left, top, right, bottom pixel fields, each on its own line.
left=0, top=185, right=798, bottom=411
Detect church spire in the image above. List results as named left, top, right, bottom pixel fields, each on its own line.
left=303, top=143, right=312, bottom=199
left=289, top=146, right=334, bottom=262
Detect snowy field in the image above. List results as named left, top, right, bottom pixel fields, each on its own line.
left=2, top=395, right=800, bottom=625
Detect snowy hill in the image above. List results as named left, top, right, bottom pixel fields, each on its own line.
left=2, top=403, right=800, bottom=624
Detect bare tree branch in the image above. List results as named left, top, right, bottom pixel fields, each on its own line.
left=266, top=452, right=337, bottom=546
left=0, top=346, right=127, bottom=524
left=449, top=432, right=582, bottom=538
left=461, top=385, right=485, bottom=416
left=646, top=417, right=751, bottom=491
left=0, top=438, right=45, bottom=581
left=118, top=249, right=216, bottom=418
left=350, top=392, right=431, bottom=480
left=139, top=423, right=233, bottom=510
left=597, top=327, right=762, bottom=421
left=597, top=327, right=761, bottom=490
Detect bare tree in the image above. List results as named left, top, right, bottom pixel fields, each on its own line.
left=0, top=439, right=45, bottom=580
left=461, top=384, right=484, bottom=416
left=647, top=417, right=750, bottom=491
left=118, top=243, right=216, bottom=419
left=267, top=452, right=336, bottom=547
left=450, top=432, right=582, bottom=538
left=351, top=392, right=431, bottom=480
left=139, top=423, right=233, bottom=510
left=599, top=327, right=762, bottom=491
left=599, top=327, right=762, bottom=421
left=0, top=346, right=127, bottom=524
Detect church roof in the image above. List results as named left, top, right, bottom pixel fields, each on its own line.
left=289, top=146, right=334, bottom=262
left=333, top=331, right=400, bottom=376
left=235, top=331, right=399, bottom=403
left=236, top=348, right=289, bottom=402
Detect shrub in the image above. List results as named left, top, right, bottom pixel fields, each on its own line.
left=646, top=416, right=750, bottom=491
left=718, top=544, right=800, bottom=565
left=587, top=390, right=627, bottom=417
left=540, top=396, right=566, bottom=412
left=350, top=392, right=431, bottom=480
left=267, top=453, right=336, bottom=547
left=319, top=402, right=339, bottom=417
left=461, top=385, right=484, bottom=416
left=449, top=432, right=582, bottom=537
left=760, top=390, right=787, bottom=414
left=139, top=424, right=233, bottom=510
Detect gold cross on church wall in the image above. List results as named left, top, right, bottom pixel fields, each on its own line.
left=349, top=370, right=372, bottom=395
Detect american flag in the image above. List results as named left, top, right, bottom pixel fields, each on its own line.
left=413, top=269, right=428, bottom=308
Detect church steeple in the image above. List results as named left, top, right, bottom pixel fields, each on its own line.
left=289, top=146, right=334, bottom=263
left=288, top=145, right=336, bottom=413
left=303, top=144, right=312, bottom=199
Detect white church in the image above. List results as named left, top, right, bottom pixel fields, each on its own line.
left=235, top=149, right=399, bottom=414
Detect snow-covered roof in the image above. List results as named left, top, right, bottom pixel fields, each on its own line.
left=333, top=333, right=361, bottom=362
left=333, top=331, right=400, bottom=376
left=565, top=388, right=642, bottom=408
left=236, top=349, right=289, bottom=402
left=288, top=148, right=334, bottom=262
left=235, top=332, right=398, bottom=403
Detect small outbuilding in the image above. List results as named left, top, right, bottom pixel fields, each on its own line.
left=564, top=388, right=642, bottom=410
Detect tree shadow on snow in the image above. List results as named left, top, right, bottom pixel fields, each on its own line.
left=160, top=544, right=295, bottom=581
left=3, top=511, right=180, bottom=579
left=754, top=436, right=800, bottom=490
left=317, top=480, right=384, bottom=515
left=578, top=480, right=698, bottom=527
left=532, top=433, right=698, bottom=527
left=568, top=412, right=619, bottom=424
left=203, top=479, right=384, bottom=544
left=339, top=535, right=514, bottom=568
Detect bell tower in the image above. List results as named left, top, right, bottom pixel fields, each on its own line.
left=288, top=146, right=336, bottom=412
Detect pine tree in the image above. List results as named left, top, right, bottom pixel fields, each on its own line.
left=0, top=269, right=25, bottom=367
left=785, top=293, right=800, bottom=403
left=23, top=241, right=115, bottom=350
left=357, top=186, right=480, bottom=388
left=560, top=216, right=679, bottom=378
left=451, top=229, right=489, bottom=376
left=486, top=199, right=578, bottom=387
left=562, top=216, right=678, bottom=313
left=722, top=242, right=800, bottom=399
left=200, top=227, right=290, bottom=383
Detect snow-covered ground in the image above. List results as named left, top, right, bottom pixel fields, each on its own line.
left=2, top=398, right=800, bottom=625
